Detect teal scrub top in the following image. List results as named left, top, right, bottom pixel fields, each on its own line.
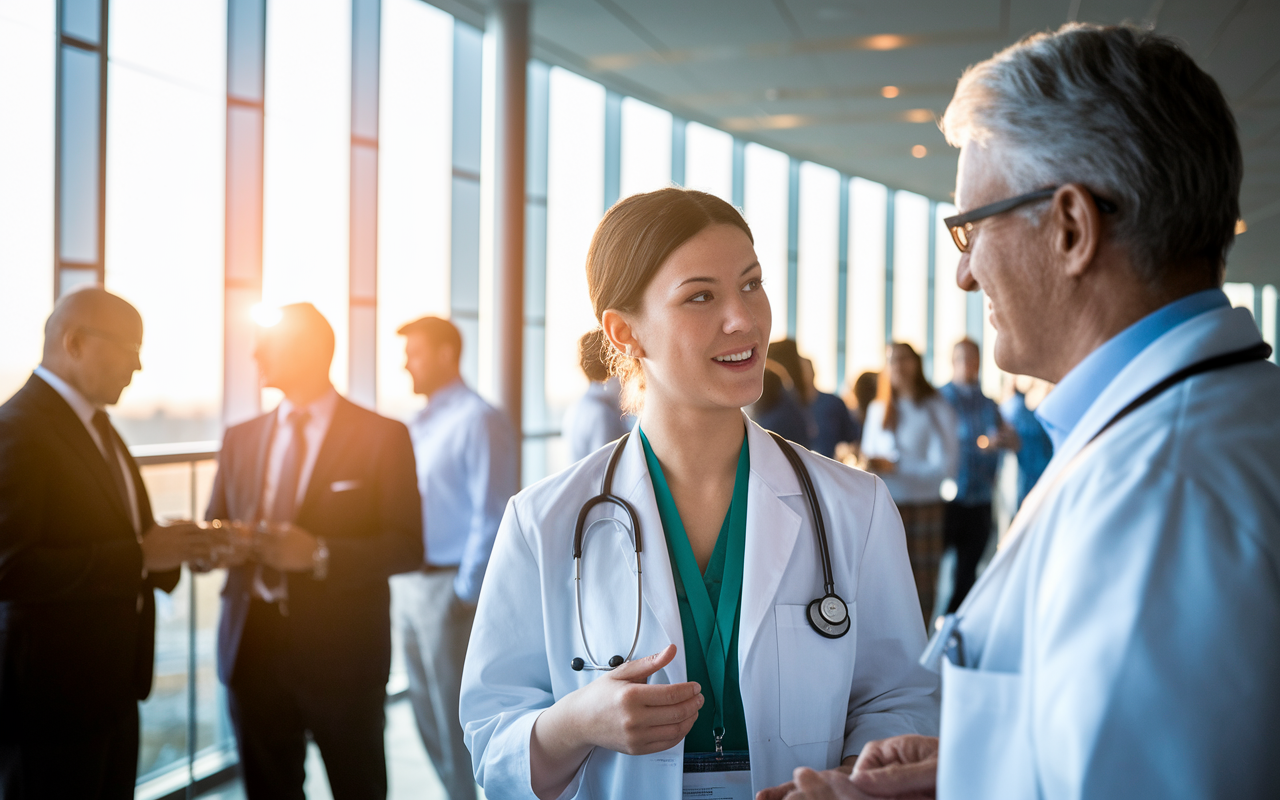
left=639, top=429, right=750, bottom=754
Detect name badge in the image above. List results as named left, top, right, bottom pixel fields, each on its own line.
left=683, top=751, right=751, bottom=800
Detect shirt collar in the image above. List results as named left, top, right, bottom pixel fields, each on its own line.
left=423, top=378, right=468, bottom=409
left=277, top=385, right=340, bottom=428
left=33, top=365, right=99, bottom=426
left=1035, top=288, right=1230, bottom=451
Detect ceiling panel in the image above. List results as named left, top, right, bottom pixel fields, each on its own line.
left=462, top=0, right=1280, bottom=284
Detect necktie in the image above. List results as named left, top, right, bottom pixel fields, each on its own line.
left=91, top=409, right=134, bottom=527
left=257, top=410, right=310, bottom=601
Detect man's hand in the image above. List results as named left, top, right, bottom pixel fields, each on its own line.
left=850, top=735, right=938, bottom=799
left=194, top=520, right=256, bottom=571
left=140, top=521, right=211, bottom=572
left=254, top=522, right=319, bottom=572
left=756, top=757, right=855, bottom=800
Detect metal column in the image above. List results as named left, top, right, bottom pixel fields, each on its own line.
left=451, top=22, right=483, bottom=386
left=348, top=0, right=380, bottom=408
left=55, top=0, right=109, bottom=297
left=490, top=0, right=528, bottom=467
left=786, top=157, right=799, bottom=339
left=523, top=60, right=550, bottom=485
left=884, top=190, right=895, bottom=346
left=925, top=199, right=937, bottom=379
left=603, top=89, right=621, bottom=211
left=731, top=138, right=744, bottom=209
left=223, top=0, right=267, bottom=425
left=671, top=116, right=686, bottom=186
left=836, top=175, right=850, bottom=390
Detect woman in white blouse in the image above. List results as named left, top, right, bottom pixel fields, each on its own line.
left=860, top=342, right=958, bottom=622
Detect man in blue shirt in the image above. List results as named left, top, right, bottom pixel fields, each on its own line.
left=938, top=338, right=1018, bottom=613
left=396, top=316, right=518, bottom=800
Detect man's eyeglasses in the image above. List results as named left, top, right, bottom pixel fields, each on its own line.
left=80, top=326, right=142, bottom=355
left=943, top=186, right=1118, bottom=253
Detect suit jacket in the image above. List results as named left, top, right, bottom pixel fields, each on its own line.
left=0, top=375, right=180, bottom=737
left=207, top=395, right=423, bottom=694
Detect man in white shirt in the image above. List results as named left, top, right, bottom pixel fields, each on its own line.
left=396, top=316, right=518, bottom=800
left=774, top=22, right=1280, bottom=800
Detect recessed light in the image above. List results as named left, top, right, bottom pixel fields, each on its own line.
left=912, top=145, right=927, bottom=158
left=881, top=85, right=900, bottom=98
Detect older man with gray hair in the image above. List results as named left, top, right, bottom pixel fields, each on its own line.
left=768, top=22, right=1280, bottom=800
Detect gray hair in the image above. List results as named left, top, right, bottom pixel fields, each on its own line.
left=941, top=23, right=1241, bottom=283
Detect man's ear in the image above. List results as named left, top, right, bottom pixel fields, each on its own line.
left=600, top=309, right=643, bottom=360
left=1050, top=184, right=1103, bottom=279
left=62, top=328, right=84, bottom=360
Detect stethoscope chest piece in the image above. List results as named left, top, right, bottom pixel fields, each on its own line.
left=807, top=593, right=850, bottom=639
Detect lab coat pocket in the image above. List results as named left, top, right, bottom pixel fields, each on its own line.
left=775, top=602, right=858, bottom=746
left=938, top=658, right=1036, bottom=798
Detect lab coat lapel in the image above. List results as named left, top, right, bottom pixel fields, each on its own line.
left=613, top=427, right=686, bottom=680
left=738, top=418, right=803, bottom=666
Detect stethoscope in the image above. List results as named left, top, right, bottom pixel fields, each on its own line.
left=570, top=430, right=850, bottom=673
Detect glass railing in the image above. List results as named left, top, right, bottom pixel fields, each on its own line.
left=130, top=442, right=238, bottom=799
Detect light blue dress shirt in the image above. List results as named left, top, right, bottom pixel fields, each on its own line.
left=408, top=379, right=518, bottom=603
left=1035, top=288, right=1230, bottom=451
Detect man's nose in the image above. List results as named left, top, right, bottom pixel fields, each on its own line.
left=956, top=252, right=979, bottom=292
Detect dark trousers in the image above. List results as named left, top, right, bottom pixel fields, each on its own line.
left=0, top=705, right=138, bottom=800
left=228, top=599, right=388, bottom=800
left=943, top=501, right=993, bottom=614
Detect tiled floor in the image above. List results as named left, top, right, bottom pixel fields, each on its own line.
left=196, top=699, right=485, bottom=800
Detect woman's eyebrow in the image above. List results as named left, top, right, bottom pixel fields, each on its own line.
left=675, top=262, right=760, bottom=288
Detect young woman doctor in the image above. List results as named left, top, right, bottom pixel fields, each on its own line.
left=459, top=188, right=938, bottom=800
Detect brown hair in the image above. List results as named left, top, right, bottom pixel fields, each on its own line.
left=583, top=187, right=753, bottom=412
left=397, top=316, right=463, bottom=364
left=876, top=342, right=936, bottom=432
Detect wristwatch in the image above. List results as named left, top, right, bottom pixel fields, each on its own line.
left=312, top=536, right=330, bottom=581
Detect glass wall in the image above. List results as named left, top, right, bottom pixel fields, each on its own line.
left=847, top=178, right=888, bottom=380
left=0, top=0, right=56, bottom=402
left=932, top=202, right=967, bottom=386
left=684, top=121, right=733, bottom=200
left=106, top=0, right=227, bottom=447
left=544, top=66, right=605, bottom=474
left=262, top=0, right=352, bottom=397
left=375, top=0, right=454, bottom=422
left=620, top=96, right=672, bottom=198
left=796, top=162, right=840, bottom=392
left=742, top=143, right=790, bottom=343
left=891, top=190, right=930, bottom=357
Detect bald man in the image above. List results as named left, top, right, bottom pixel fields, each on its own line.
left=0, top=286, right=209, bottom=799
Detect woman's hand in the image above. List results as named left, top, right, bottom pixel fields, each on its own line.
left=530, top=644, right=703, bottom=799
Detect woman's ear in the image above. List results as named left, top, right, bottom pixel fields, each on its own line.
left=601, top=309, right=643, bottom=359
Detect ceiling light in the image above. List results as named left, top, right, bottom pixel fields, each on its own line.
left=904, top=108, right=933, bottom=123
left=912, top=145, right=927, bottom=158
left=881, top=85, right=899, bottom=98
left=1236, top=219, right=1247, bottom=234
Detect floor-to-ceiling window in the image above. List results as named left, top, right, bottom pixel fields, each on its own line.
left=0, top=0, right=56, bottom=401
left=891, top=189, right=930, bottom=360
left=683, top=120, right=732, bottom=200
left=376, top=0, right=453, bottom=422
left=847, top=177, right=888, bottom=382
left=544, top=66, right=604, bottom=474
left=796, top=162, right=840, bottom=392
left=932, top=202, right=967, bottom=385
left=620, top=96, right=671, bottom=198
left=742, top=143, right=790, bottom=343
left=261, top=0, right=352, bottom=400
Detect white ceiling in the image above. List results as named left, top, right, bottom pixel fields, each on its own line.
left=434, top=0, right=1280, bottom=285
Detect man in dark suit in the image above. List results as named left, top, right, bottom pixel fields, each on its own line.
left=0, top=287, right=209, bottom=799
left=206, top=302, right=422, bottom=800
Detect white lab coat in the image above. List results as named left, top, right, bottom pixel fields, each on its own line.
left=937, top=305, right=1280, bottom=799
left=461, top=416, right=939, bottom=799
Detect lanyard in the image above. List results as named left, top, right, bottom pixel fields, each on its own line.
left=641, top=430, right=749, bottom=754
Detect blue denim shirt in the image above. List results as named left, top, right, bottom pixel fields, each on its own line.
left=939, top=381, right=1002, bottom=505
left=1034, top=289, right=1230, bottom=452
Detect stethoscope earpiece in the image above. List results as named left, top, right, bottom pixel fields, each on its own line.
left=570, top=657, right=585, bottom=672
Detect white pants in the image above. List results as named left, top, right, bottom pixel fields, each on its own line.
left=394, top=569, right=477, bottom=800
